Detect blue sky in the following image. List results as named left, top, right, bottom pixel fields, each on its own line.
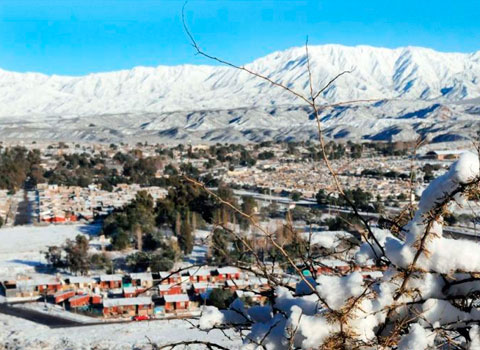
left=1, top=0, right=479, bottom=75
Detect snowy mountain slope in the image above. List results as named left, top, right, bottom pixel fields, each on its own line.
left=1, top=44, right=479, bottom=118
left=0, top=44, right=479, bottom=142
left=0, top=99, right=478, bottom=144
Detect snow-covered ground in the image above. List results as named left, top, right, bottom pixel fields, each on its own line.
left=186, top=245, right=208, bottom=265
left=0, top=223, right=101, bottom=276
left=14, top=302, right=100, bottom=324
left=0, top=312, right=239, bottom=350
left=0, top=223, right=239, bottom=349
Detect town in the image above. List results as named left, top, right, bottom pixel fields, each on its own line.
left=0, top=139, right=469, bottom=225
left=2, top=1, right=478, bottom=347
left=0, top=139, right=476, bottom=328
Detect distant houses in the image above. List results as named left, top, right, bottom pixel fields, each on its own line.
left=0, top=267, right=244, bottom=319
left=0, top=262, right=386, bottom=320
left=36, top=184, right=167, bottom=223
left=423, top=150, right=469, bottom=160
left=1, top=276, right=62, bottom=298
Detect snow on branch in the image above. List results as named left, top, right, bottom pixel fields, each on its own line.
left=194, top=152, right=480, bottom=349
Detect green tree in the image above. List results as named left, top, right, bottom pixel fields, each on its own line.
left=290, top=191, right=302, bottom=202
left=90, top=253, right=113, bottom=271
left=258, top=151, right=274, bottom=160
left=316, top=189, right=329, bottom=205
left=44, top=245, right=64, bottom=268
left=239, top=196, right=256, bottom=230
left=111, top=229, right=130, bottom=250
left=126, top=243, right=176, bottom=272
left=164, top=163, right=179, bottom=176
left=241, top=196, right=257, bottom=216
left=210, top=228, right=231, bottom=264
left=208, top=288, right=233, bottom=309
left=64, top=235, right=90, bottom=275
left=178, top=216, right=194, bottom=255
left=149, top=251, right=175, bottom=271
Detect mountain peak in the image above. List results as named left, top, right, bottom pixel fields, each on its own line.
left=0, top=44, right=478, bottom=119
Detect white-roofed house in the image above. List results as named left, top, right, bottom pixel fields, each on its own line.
left=214, top=267, right=241, bottom=281
left=66, top=276, right=97, bottom=290
left=102, top=297, right=153, bottom=318
left=191, top=282, right=212, bottom=294
left=163, top=294, right=191, bottom=313
left=247, top=276, right=269, bottom=290
left=129, top=272, right=153, bottom=288
left=13, top=277, right=63, bottom=298
left=235, top=289, right=267, bottom=303
left=98, top=274, right=123, bottom=291
left=186, top=268, right=212, bottom=283
left=123, top=286, right=141, bottom=298
left=158, top=284, right=183, bottom=297
left=68, top=294, right=90, bottom=308
left=157, top=271, right=183, bottom=285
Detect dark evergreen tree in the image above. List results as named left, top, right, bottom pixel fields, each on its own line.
left=64, top=235, right=90, bottom=275
left=178, top=215, right=194, bottom=255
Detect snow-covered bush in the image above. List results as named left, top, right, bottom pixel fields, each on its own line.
left=198, top=151, right=480, bottom=349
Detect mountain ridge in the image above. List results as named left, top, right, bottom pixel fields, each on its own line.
left=1, top=44, right=479, bottom=118
left=1, top=43, right=479, bottom=76
left=0, top=44, right=479, bottom=143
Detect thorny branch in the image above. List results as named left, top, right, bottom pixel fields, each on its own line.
left=182, top=1, right=386, bottom=262
left=151, top=3, right=480, bottom=350
left=183, top=175, right=331, bottom=309
left=153, top=340, right=230, bottom=350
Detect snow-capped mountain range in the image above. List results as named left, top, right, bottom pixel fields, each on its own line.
left=0, top=44, right=479, bottom=143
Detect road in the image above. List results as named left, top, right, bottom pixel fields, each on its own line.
left=13, top=190, right=34, bottom=226
left=0, top=302, right=83, bottom=328
left=0, top=301, right=199, bottom=328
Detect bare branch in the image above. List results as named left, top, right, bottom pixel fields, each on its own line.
left=156, top=340, right=230, bottom=350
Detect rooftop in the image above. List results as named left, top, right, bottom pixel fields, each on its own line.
left=163, top=294, right=190, bottom=303
left=103, top=297, right=152, bottom=307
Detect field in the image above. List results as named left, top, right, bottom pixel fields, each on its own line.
left=0, top=312, right=237, bottom=350
left=0, top=224, right=100, bottom=275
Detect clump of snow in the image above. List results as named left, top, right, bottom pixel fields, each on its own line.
left=402, top=151, right=479, bottom=247
left=355, top=227, right=392, bottom=264
left=417, top=151, right=479, bottom=218
left=397, top=323, right=434, bottom=350
left=199, top=299, right=252, bottom=331
left=301, top=230, right=350, bottom=249
left=247, top=305, right=273, bottom=323
left=358, top=152, right=480, bottom=274
left=469, top=326, right=480, bottom=350
left=286, top=305, right=338, bottom=348
left=295, top=276, right=317, bottom=295
left=316, top=272, right=364, bottom=310
left=420, top=299, right=480, bottom=327
left=199, top=305, right=225, bottom=330
left=274, top=287, right=320, bottom=316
